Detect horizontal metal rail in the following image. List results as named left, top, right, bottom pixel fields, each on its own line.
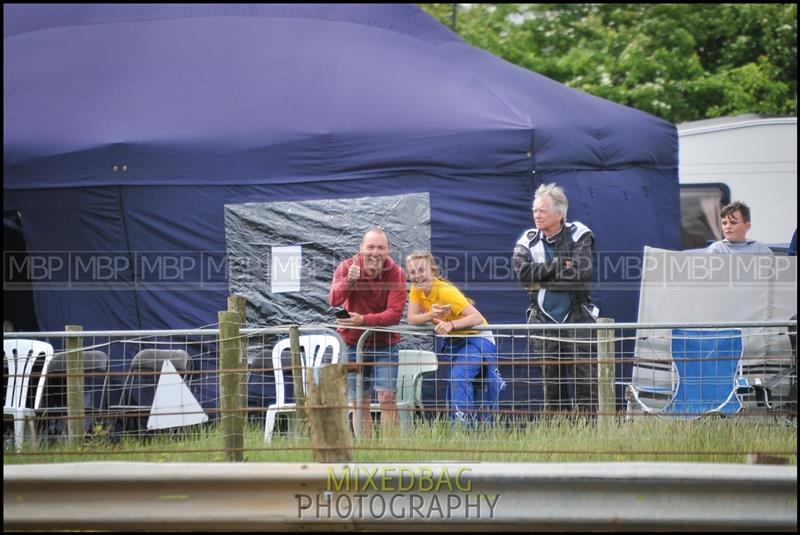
left=5, top=319, right=796, bottom=339
left=4, top=462, right=796, bottom=531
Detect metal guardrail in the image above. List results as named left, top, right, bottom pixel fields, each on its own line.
left=4, top=319, right=796, bottom=339
left=4, top=462, right=796, bottom=531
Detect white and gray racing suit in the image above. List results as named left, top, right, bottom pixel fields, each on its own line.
left=513, top=221, right=598, bottom=414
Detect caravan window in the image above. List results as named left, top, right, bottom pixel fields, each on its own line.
left=679, top=183, right=730, bottom=249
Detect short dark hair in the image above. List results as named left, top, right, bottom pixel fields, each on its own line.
left=721, top=201, right=751, bottom=223
left=362, top=226, right=390, bottom=248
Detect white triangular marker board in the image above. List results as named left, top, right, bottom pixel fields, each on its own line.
left=147, top=359, right=208, bottom=430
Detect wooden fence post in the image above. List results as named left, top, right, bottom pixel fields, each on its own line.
left=226, top=295, right=247, bottom=320
left=227, top=296, right=248, bottom=408
left=219, top=311, right=244, bottom=461
left=306, top=364, right=353, bottom=462
left=65, top=325, right=85, bottom=447
left=288, top=325, right=306, bottom=432
left=596, top=318, right=616, bottom=424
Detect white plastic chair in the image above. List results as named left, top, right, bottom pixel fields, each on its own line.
left=351, top=349, right=439, bottom=428
left=264, top=335, right=340, bottom=442
left=3, top=339, right=55, bottom=450
left=396, top=350, right=438, bottom=425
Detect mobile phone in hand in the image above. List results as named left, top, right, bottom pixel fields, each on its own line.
left=333, top=307, right=351, bottom=319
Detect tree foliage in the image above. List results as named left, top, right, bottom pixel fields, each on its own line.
left=420, top=3, right=796, bottom=123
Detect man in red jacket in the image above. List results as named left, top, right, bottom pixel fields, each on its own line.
left=329, top=227, right=407, bottom=437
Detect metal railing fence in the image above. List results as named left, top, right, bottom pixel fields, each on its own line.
left=3, top=319, right=796, bottom=454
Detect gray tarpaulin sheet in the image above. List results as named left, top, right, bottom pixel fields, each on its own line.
left=224, top=192, right=430, bottom=326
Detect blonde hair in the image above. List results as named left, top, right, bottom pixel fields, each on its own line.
left=405, top=250, right=442, bottom=278
left=405, top=250, right=474, bottom=305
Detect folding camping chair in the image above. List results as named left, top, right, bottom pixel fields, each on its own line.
left=109, top=349, right=192, bottom=435
left=37, top=349, right=109, bottom=439
left=627, top=329, right=744, bottom=418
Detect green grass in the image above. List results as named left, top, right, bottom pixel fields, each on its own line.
left=4, top=416, right=796, bottom=464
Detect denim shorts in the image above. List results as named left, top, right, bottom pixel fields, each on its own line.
left=345, top=344, right=399, bottom=401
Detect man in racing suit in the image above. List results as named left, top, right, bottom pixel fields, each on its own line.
left=513, top=183, right=598, bottom=415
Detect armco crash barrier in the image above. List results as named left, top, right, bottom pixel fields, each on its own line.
left=4, top=462, right=797, bottom=531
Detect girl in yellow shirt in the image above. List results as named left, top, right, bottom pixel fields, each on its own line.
left=405, top=251, right=504, bottom=425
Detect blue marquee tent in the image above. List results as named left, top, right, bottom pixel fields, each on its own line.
left=4, top=4, right=680, bottom=333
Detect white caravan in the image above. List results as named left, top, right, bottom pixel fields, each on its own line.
left=677, top=114, right=797, bottom=249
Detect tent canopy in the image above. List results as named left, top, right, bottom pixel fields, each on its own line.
left=4, top=4, right=680, bottom=331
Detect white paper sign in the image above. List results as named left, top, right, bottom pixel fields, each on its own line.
left=271, top=245, right=302, bottom=293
